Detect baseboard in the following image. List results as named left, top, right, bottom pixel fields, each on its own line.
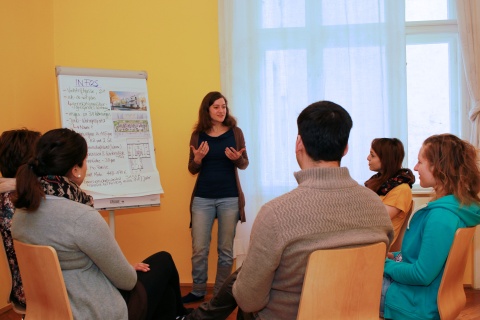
left=0, top=304, right=12, bottom=315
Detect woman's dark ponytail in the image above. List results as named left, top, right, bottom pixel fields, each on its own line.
left=14, top=159, right=44, bottom=211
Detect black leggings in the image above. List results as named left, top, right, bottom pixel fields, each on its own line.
left=121, top=251, right=186, bottom=320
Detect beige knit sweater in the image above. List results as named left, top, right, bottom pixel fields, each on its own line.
left=232, top=167, right=393, bottom=320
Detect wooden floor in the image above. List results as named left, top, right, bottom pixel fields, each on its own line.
left=1, top=286, right=478, bottom=319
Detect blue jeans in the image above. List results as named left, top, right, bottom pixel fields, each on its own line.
left=191, top=197, right=239, bottom=296
left=380, top=275, right=392, bottom=318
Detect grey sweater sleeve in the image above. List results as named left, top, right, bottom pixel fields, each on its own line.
left=233, top=205, right=282, bottom=312
left=74, top=210, right=137, bottom=290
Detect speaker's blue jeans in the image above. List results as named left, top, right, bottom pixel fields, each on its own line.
left=191, top=197, right=239, bottom=296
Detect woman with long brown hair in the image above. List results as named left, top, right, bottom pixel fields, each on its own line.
left=184, top=91, right=248, bottom=303
left=365, top=138, right=415, bottom=245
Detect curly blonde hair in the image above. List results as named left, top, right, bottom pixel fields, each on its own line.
left=422, top=134, right=480, bottom=204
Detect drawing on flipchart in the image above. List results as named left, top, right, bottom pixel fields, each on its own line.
left=127, top=139, right=155, bottom=173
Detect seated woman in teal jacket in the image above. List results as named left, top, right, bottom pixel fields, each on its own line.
left=381, top=134, right=480, bottom=319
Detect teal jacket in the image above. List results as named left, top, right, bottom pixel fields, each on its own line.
left=383, top=195, right=480, bottom=320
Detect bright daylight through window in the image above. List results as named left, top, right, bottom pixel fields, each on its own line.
left=257, top=0, right=464, bottom=189
left=405, top=0, right=462, bottom=187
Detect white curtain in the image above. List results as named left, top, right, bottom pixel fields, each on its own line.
left=456, top=0, right=480, bottom=289
left=219, top=0, right=406, bottom=265
left=456, top=0, right=480, bottom=147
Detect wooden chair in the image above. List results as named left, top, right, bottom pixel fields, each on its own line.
left=13, top=240, right=73, bottom=320
left=437, top=227, right=476, bottom=320
left=297, top=242, right=386, bottom=320
left=389, top=200, right=414, bottom=252
left=1, top=242, right=26, bottom=318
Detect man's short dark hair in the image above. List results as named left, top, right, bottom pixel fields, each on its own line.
left=297, top=101, right=352, bottom=162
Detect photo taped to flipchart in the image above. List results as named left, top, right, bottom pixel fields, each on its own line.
left=112, top=112, right=150, bottom=139
left=110, top=91, right=148, bottom=111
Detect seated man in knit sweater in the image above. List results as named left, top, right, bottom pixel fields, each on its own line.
left=187, top=100, right=394, bottom=320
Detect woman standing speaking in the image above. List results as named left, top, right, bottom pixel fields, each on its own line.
left=183, top=91, right=248, bottom=303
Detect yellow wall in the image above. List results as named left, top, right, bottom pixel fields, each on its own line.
left=52, top=0, right=221, bottom=283
left=0, top=0, right=56, bottom=307
left=1, top=0, right=221, bottom=308
left=0, top=1, right=56, bottom=132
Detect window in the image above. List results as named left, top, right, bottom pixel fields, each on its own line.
left=405, top=0, right=462, bottom=187
left=221, top=0, right=466, bottom=194
left=406, top=0, right=451, bottom=22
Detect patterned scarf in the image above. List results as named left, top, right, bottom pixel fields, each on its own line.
left=40, top=175, right=94, bottom=207
left=366, top=169, right=415, bottom=196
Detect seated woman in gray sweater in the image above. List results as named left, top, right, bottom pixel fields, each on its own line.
left=12, top=128, right=190, bottom=320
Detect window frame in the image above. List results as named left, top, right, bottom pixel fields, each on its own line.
left=404, top=18, right=468, bottom=193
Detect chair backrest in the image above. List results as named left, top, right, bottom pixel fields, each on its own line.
left=1, top=241, right=26, bottom=315
left=437, top=227, right=476, bottom=320
left=389, top=200, right=414, bottom=252
left=13, top=240, right=73, bottom=320
left=296, top=242, right=386, bottom=320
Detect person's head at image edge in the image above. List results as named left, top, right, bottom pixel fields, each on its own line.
left=0, top=128, right=41, bottom=179
left=295, top=100, right=352, bottom=168
left=194, top=91, right=237, bottom=133
left=14, top=128, right=88, bottom=211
